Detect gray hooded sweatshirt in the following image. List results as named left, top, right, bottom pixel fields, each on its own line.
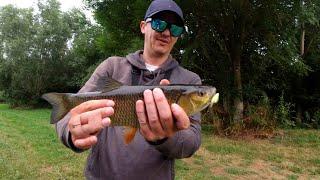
left=56, top=50, right=202, bottom=180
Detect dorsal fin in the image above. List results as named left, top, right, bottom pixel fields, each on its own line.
left=97, top=77, right=123, bottom=92
left=103, top=78, right=123, bottom=92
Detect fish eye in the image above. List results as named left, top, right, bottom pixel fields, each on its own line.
left=198, top=91, right=205, bottom=97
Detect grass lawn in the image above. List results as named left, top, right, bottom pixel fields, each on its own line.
left=0, top=104, right=319, bottom=179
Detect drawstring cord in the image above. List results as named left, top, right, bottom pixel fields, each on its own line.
left=131, top=65, right=173, bottom=86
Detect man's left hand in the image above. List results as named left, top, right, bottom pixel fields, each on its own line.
left=135, top=79, right=190, bottom=142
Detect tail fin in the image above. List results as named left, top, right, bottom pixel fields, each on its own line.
left=42, top=93, right=70, bottom=124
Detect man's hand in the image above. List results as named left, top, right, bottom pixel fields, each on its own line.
left=136, top=79, right=190, bottom=142
left=68, top=99, right=115, bottom=149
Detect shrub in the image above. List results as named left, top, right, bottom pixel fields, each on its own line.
left=305, top=110, right=320, bottom=129
left=275, top=92, right=295, bottom=128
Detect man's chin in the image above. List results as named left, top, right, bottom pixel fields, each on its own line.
left=153, top=46, right=171, bottom=56
left=153, top=50, right=167, bottom=57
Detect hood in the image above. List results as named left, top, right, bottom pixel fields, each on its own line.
left=126, top=50, right=179, bottom=72
left=126, top=50, right=180, bottom=85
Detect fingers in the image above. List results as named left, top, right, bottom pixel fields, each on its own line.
left=69, top=107, right=113, bottom=135
left=136, top=100, right=157, bottom=141
left=160, top=79, right=170, bottom=85
left=68, top=99, right=115, bottom=149
left=153, top=88, right=174, bottom=136
left=137, top=88, right=177, bottom=141
left=73, top=136, right=98, bottom=149
left=71, top=116, right=111, bottom=138
left=70, top=99, right=115, bottom=115
left=71, top=117, right=111, bottom=150
left=171, top=103, right=190, bottom=130
left=78, top=107, right=114, bottom=125
left=143, top=89, right=166, bottom=138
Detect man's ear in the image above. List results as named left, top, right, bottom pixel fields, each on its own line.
left=140, top=21, right=146, bottom=34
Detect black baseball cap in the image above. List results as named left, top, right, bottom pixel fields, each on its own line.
left=144, top=0, right=184, bottom=24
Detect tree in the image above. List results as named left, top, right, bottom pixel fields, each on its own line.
left=0, top=0, right=102, bottom=107
left=294, top=0, right=320, bottom=126
left=85, top=0, right=150, bottom=56
left=0, top=5, right=36, bottom=105
left=179, top=0, right=311, bottom=123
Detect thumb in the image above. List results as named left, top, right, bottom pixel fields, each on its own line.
left=171, top=103, right=190, bottom=130
left=160, top=79, right=170, bottom=85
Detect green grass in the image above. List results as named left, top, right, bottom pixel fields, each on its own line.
left=175, top=128, right=320, bottom=179
left=0, top=104, right=87, bottom=179
left=0, top=104, right=320, bottom=179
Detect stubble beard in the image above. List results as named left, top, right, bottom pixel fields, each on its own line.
left=153, top=39, right=173, bottom=57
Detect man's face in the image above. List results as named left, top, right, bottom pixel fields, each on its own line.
left=141, top=12, right=182, bottom=57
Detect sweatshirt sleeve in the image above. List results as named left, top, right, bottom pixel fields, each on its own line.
left=55, top=59, right=111, bottom=152
left=152, top=117, right=201, bottom=159
left=152, top=75, right=202, bottom=158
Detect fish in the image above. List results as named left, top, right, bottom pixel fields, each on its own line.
left=42, top=78, right=218, bottom=143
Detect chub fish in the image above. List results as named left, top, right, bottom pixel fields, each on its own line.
left=42, top=78, right=218, bottom=143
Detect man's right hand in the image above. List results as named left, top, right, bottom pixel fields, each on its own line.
left=68, top=99, right=115, bottom=150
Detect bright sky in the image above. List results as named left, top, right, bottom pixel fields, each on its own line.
left=0, top=0, right=86, bottom=11
left=0, top=0, right=94, bottom=21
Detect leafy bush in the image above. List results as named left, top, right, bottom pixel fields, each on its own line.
left=0, top=91, right=4, bottom=103
left=313, top=110, right=320, bottom=129
left=275, top=93, right=295, bottom=128
left=244, top=105, right=270, bottom=129
left=304, top=110, right=320, bottom=129
left=201, top=105, right=227, bottom=135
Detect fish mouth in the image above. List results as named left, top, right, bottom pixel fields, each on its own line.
left=209, top=93, right=219, bottom=108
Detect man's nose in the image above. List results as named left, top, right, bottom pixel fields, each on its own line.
left=161, top=28, right=171, bottom=37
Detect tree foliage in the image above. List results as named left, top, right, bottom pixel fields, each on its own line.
left=85, top=0, right=150, bottom=56
left=0, top=0, right=104, bottom=107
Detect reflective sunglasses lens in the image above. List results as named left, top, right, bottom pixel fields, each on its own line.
left=170, top=24, right=184, bottom=37
left=151, top=19, right=167, bottom=32
left=151, top=19, right=184, bottom=37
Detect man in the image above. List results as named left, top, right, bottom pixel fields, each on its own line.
left=56, top=0, right=202, bottom=179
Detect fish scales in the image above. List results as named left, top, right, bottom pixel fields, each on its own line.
left=112, top=93, right=141, bottom=127
left=108, top=89, right=182, bottom=127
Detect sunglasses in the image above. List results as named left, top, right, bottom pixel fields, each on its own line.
left=145, top=18, right=184, bottom=37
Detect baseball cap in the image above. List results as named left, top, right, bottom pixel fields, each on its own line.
left=144, top=0, right=184, bottom=24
